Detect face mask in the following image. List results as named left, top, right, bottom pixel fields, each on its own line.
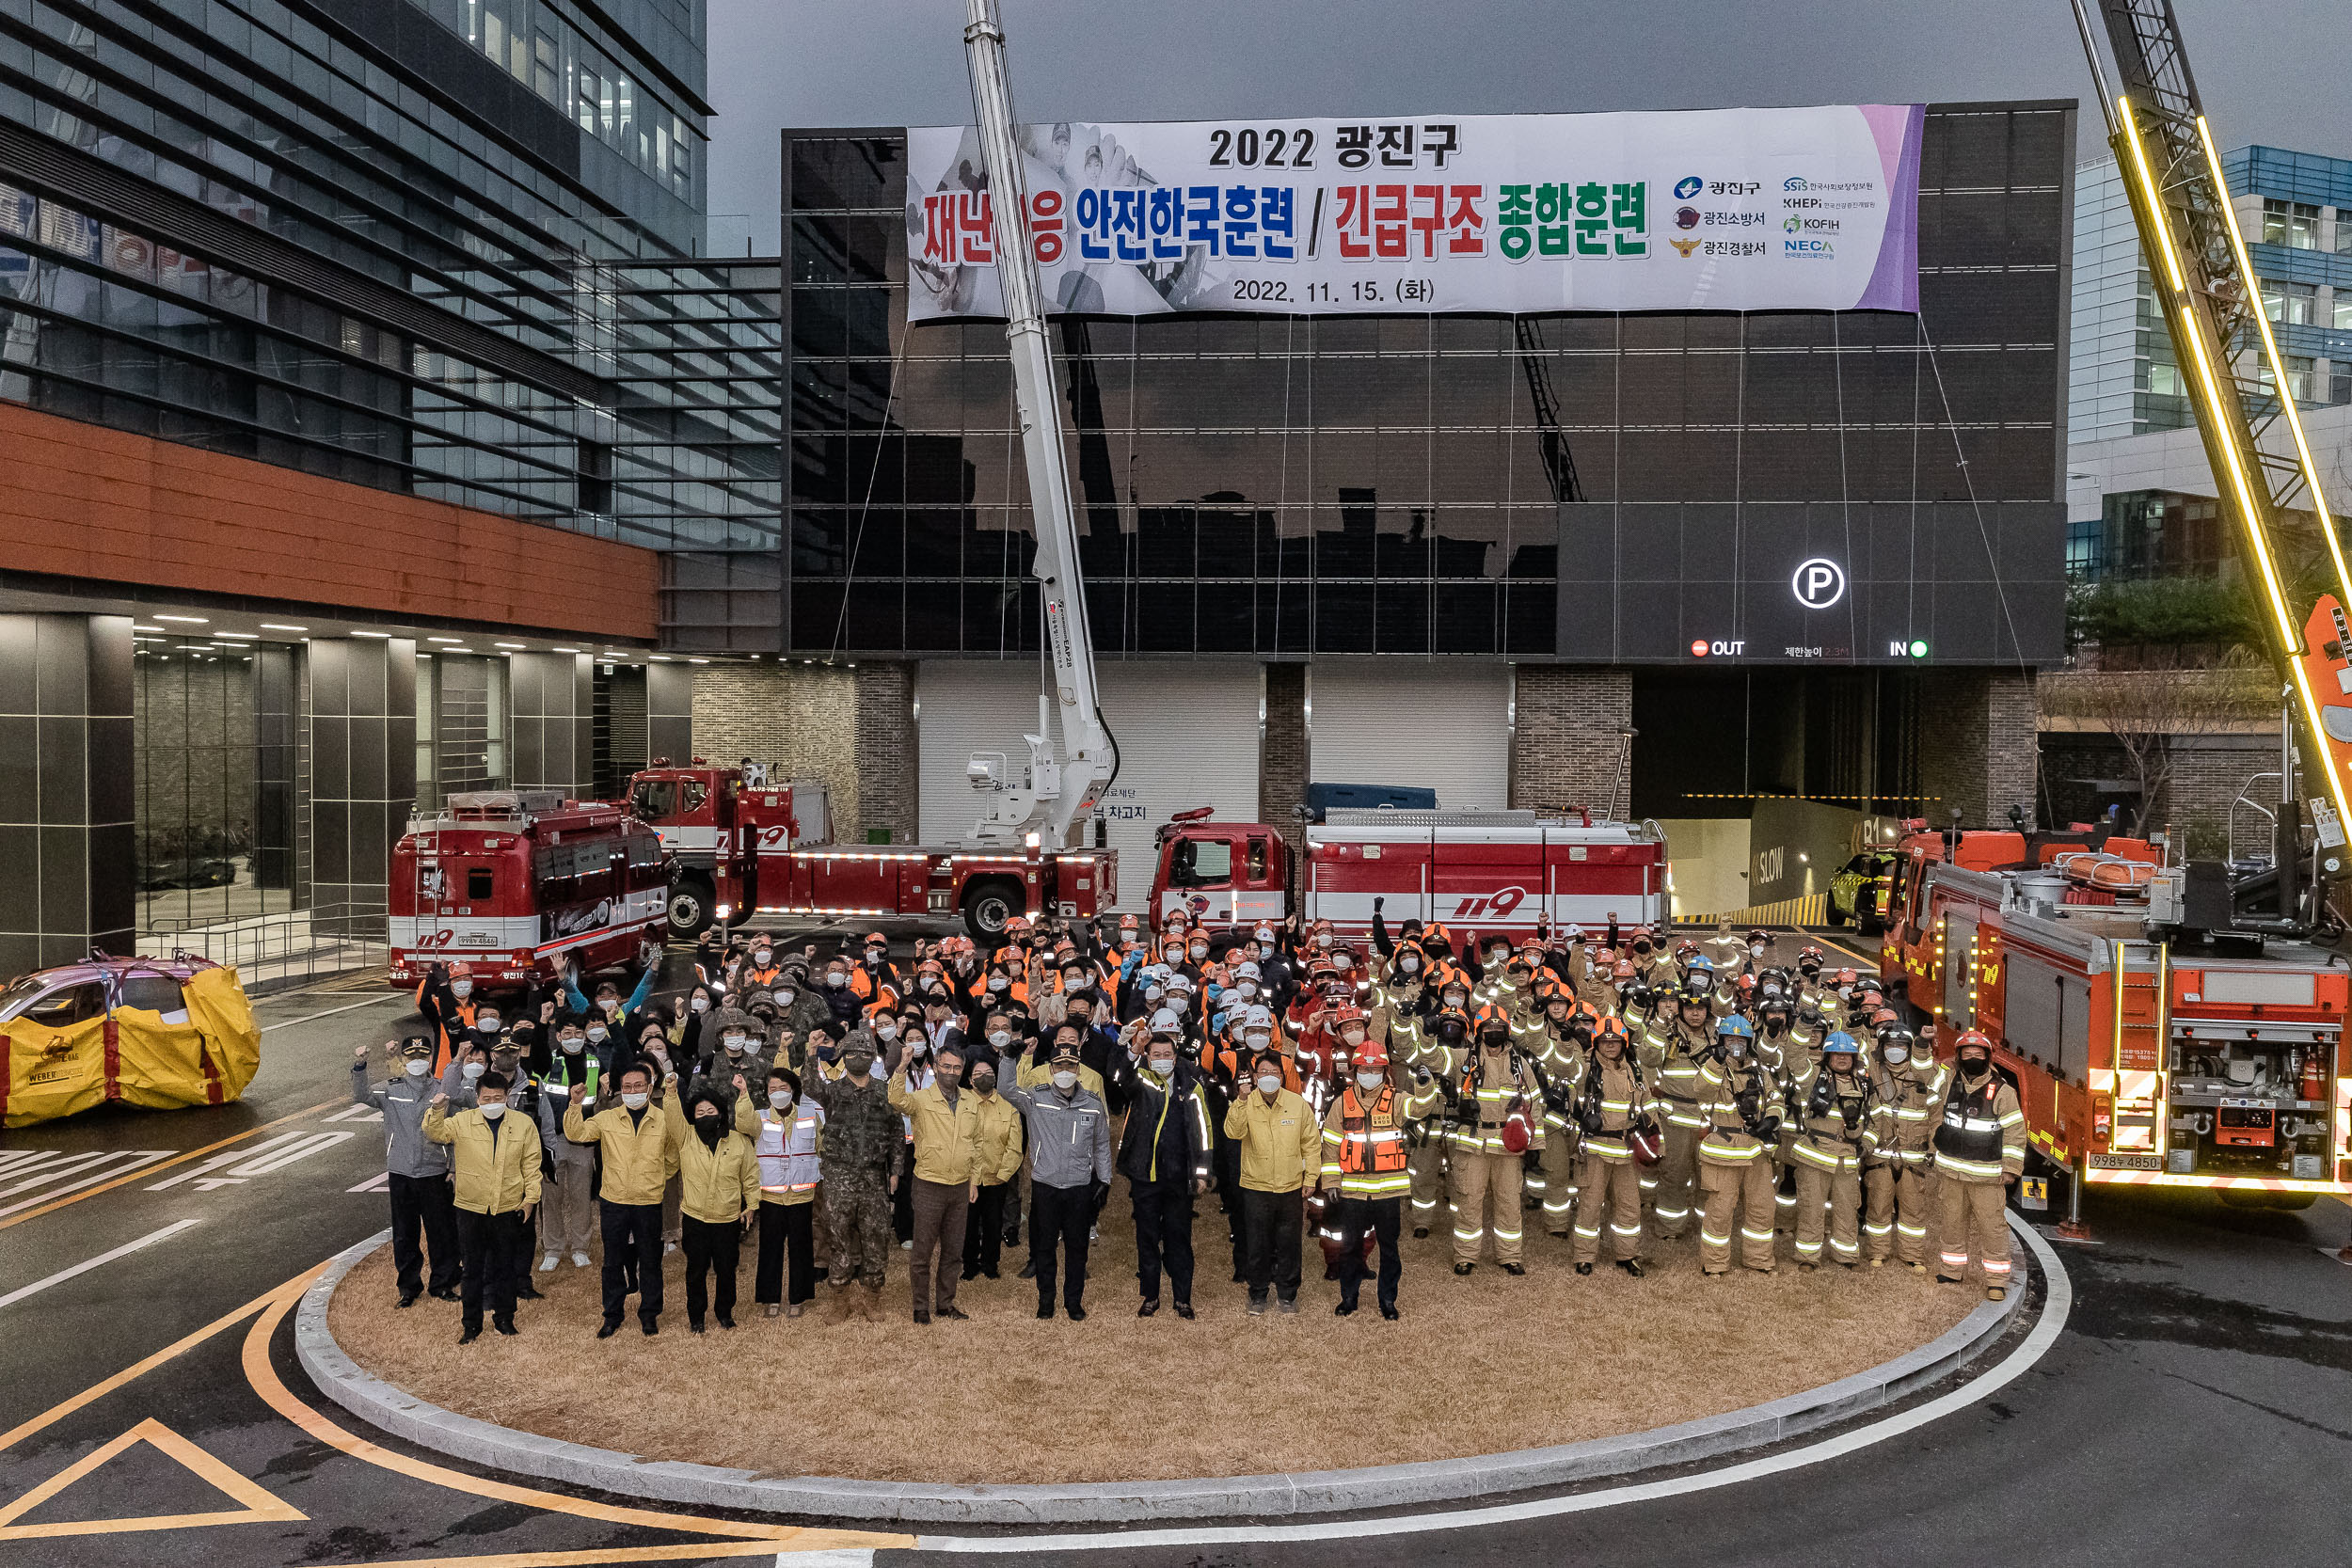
left=989, top=976, right=1009, bottom=991
left=1064, top=973, right=1088, bottom=991
left=586, top=1026, right=607, bottom=1043
left=753, top=949, right=772, bottom=965
left=554, top=1033, right=580, bottom=1053
left=1145, top=984, right=1165, bottom=1004
left=1314, top=933, right=1332, bottom=948
left=723, top=1033, right=748, bottom=1053
left=774, top=988, right=797, bottom=1006
left=405, top=1058, right=430, bottom=1076
left=826, top=972, right=847, bottom=989
left=1335, top=956, right=1354, bottom=973
left=769, top=1088, right=793, bottom=1109
left=1487, top=948, right=1508, bottom=967
left=452, top=979, right=473, bottom=999
left=620, top=1091, right=649, bottom=1110
left=1341, top=1028, right=1367, bottom=1046
left=987, top=1029, right=1011, bottom=1049
left=1149, top=1055, right=1176, bottom=1075
left=596, top=995, right=620, bottom=1014
left=1237, top=980, right=1257, bottom=997
left=475, top=1016, right=500, bottom=1035
left=478, top=1100, right=506, bottom=1119
left=972, top=1073, right=996, bottom=1092
left=1256, top=1073, right=1281, bottom=1094
left=461, top=1061, right=485, bottom=1081
left=1401, top=955, right=1421, bottom=974
left=1961, top=1054, right=1991, bottom=1076
left=1246, top=1031, right=1270, bottom=1048
left=1189, top=943, right=1208, bottom=960
left=843, top=1053, right=875, bottom=1077
left=1751, top=943, right=1766, bottom=958
left=1355, top=1069, right=1385, bottom=1092
left=689, top=993, right=709, bottom=1013
left=1883, top=1046, right=1910, bottom=1066
left=1052, top=1069, right=1079, bottom=1090
left=1444, top=991, right=1466, bottom=1010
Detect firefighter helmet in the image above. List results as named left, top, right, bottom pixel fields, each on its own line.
left=1593, top=1015, right=1629, bottom=1044
left=1822, top=1030, right=1860, bottom=1059
left=1330, top=1004, right=1368, bottom=1032
left=1717, top=1014, right=1754, bottom=1039
left=1354, top=1038, right=1391, bottom=1070
left=447, top=960, right=474, bottom=979
left=1954, top=1028, right=1994, bottom=1055
left=1675, top=939, right=1700, bottom=962
left=1473, top=1003, right=1512, bottom=1039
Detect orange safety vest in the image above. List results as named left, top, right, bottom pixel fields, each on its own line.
left=1337, top=1085, right=1410, bottom=1176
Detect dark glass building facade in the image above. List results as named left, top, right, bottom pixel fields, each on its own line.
left=783, top=102, right=2072, bottom=666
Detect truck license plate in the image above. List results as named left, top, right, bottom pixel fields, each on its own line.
left=2089, top=1152, right=2161, bottom=1171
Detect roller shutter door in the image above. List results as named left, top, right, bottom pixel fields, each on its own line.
left=1308, top=664, right=1509, bottom=809
left=917, top=660, right=1262, bottom=911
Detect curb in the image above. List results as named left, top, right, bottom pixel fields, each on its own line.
left=296, top=1215, right=2033, bottom=1525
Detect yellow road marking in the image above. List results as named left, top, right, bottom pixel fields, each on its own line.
left=0, top=1417, right=304, bottom=1540
left=296, top=1544, right=805, bottom=1567
left=239, top=1274, right=912, bottom=1553
left=0, top=1095, right=344, bottom=1231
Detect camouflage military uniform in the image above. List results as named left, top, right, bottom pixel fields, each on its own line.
left=807, top=1072, right=898, bottom=1288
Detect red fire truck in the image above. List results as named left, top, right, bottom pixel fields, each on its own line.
left=1882, top=825, right=2352, bottom=1208
left=1147, top=806, right=1668, bottom=938
left=388, top=791, right=668, bottom=990
left=624, top=759, right=1115, bottom=942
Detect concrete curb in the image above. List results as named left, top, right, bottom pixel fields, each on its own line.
left=297, top=1216, right=2032, bottom=1525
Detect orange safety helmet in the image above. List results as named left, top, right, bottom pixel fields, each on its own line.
left=1593, top=1015, right=1629, bottom=1044
left=1353, top=1038, right=1391, bottom=1070
left=447, top=960, right=474, bottom=979
left=1954, top=1029, right=1994, bottom=1053
left=1472, top=1002, right=1512, bottom=1037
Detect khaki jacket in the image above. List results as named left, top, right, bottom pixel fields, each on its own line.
left=887, top=1069, right=983, bottom=1185
left=672, top=1118, right=762, bottom=1223
left=967, top=1090, right=1025, bottom=1186
left=423, top=1103, right=544, bottom=1215
left=1222, top=1086, right=1322, bottom=1193
left=563, top=1094, right=682, bottom=1204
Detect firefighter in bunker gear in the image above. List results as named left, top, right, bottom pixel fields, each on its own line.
left=1789, top=1031, right=1877, bottom=1269
left=1318, top=1040, right=1409, bottom=1318
left=1526, top=990, right=1589, bottom=1237
left=1572, top=1017, right=1659, bottom=1276
left=1435, top=1006, right=1546, bottom=1274
left=1865, top=1017, right=1942, bottom=1267
left=1639, top=976, right=1715, bottom=1242
left=1933, top=1030, right=2026, bottom=1299
left=1696, top=1015, right=1783, bottom=1275
left=1398, top=1008, right=1462, bottom=1237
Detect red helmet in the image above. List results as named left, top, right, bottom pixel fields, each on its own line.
left=1834, top=967, right=1858, bottom=987
left=447, top=960, right=474, bottom=979
left=1354, top=1038, right=1390, bottom=1070
left=1955, top=1029, right=1994, bottom=1053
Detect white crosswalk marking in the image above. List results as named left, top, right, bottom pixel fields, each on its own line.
left=0, top=1150, right=174, bottom=1219
left=323, top=1104, right=384, bottom=1124
left=346, top=1171, right=391, bottom=1194
left=144, top=1130, right=354, bottom=1192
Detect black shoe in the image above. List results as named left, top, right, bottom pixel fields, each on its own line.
left=428, top=1286, right=460, bottom=1302
left=1453, top=1262, right=1474, bottom=1276
left=1005, top=1228, right=1020, bottom=1247
left=1617, top=1259, right=1645, bottom=1278
left=936, top=1306, right=969, bottom=1322
left=1503, top=1262, right=1527, bottom=1276
left=1137, top=1298, right=1159, bottom=1318
left=1232, top=1268, right=1248, bottom=1283
left=493, top=1320, right=517, bottom=1336
left=1018, top=1259, right=1038, bottom=1280
left=914, top=1309, right=931, bottom=1324
left=458, top=1327, right=481, bottom=1345
left=717, top=1316, right=736, bottom=1330
left=1379, top=1304, right=1400, bottom=1321
left=516, top=1286, right=545, bottom=1302
left=396, top=1291, right=420, bottom=1309
left=641, top=1319, right=660, bottom=1336
left=690, top=1320, right=707, bottom=1334
left=1037, top=1302, right=1056, bottom=1320
left=1173, top=1302, right=1195, bottom=1321
left=1335, top=1300, right=1359, bottom=1317
left=596, top=1320, right=622, bottom=1338
left=981, top=1269, right=1001, bottom=1280
left=813, top=1264, right=830, bottom=1281
left=1575, top=1262, right=1594, bottom=1276
left=1067, top=1305, right=1088, bottom=1322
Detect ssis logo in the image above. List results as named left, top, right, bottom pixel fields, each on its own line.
left=1784, top=176, right=1809, bottom=191
left=1669, top=237, right=1701, bottom=257
left=1675, top=175, right=1704, bottom=199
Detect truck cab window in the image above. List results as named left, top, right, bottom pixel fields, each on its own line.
left=468, top=867, right=495, bottom=900
left=1247, top=836, right=1269, bottom=880
left=1171, top=837, right=1232, bottom=887
left=631, top=780, right=676, bottom=820
left=680, top=780, right=708, bottom=813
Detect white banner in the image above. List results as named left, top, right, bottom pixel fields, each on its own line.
left=906, top=105, right=1922, bottom=320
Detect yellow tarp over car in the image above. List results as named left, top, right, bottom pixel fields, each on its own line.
left=1, top=965, right=262, bottom=1128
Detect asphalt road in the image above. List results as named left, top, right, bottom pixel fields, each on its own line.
left=1, top=933, right=2348, bottom=1568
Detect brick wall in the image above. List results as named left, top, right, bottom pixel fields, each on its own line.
left=854, top=662, right=918, bottom=843
left=2041, top=728, right=2276, bottom=856
left=1510, top=665, right=1633, bottom=816
left=1261, top=663, right=1306, bottom=845
left=691, top=662, right=862, bottom=832
left=1919, top=671, right=2041, bottom=831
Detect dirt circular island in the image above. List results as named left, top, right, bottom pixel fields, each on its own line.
left=329, top=1209, right=1975, bottom=1487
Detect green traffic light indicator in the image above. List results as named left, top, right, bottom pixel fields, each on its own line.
left=1908, top=640, right=1929, bottom=658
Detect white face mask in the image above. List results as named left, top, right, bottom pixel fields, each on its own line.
left=452, top=979, right=473, bottom=998
left=478, top=1100, right=506, bottom=1119
left=753, top=950, right=772, bottom=965
left=1341, top=1029, right=1366, bottom=1047
left=475, top=1017, right=500, bottom=1034
left=1051, top=1069, right=1079, bottom=1090
left=1237, top=980, right=1257, bottom=997
left=987, top=1029, right=1011, bottom=1048
left=461, top=1061, right=485, bottom=1081
left=1314, top=933, right=1332, bottom=948
left=723, top=1033, right=748, bottom=1052
left=774, top=988, right=795, bottom=1006
left=561, top=1036, right=583, bottom=1053
left=1149, top=1055, right=1175, bottom=1075
left=1883, top=1047, right=1910, bottom=1067
left=989, top=976, right=1009, bottom=991
left=875, top=1023, right=898, bottom=1041
left=405, top=1058, right=430, bottom=1076
left=1356, top=1069, right=1385, bottom=1093
left=1145, top=984, right=1165, bottom=1003
left=1444, top=991, right=1466, bottom=1010
left=1246, top=1031, right=1271, bottom=1048
left=1189, top=943, right=1208, bottom=960
left=1400, top=955, right=1421, bottom=974
left=691, top=994, right=709, bottom=1012
left=1751, top=943, right=1766, bottom=957
left=620, top=1091, right=649, bottom=1110
left=826, top=972, right=847, bottom=988
left=586, top=1025, right=607, bottom=1043
left=769, top=1088, right=794, bottom=1109
left=1256, top=1073, right=1281, bottom=1094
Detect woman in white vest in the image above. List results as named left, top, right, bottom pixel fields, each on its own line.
left=735, top=1064, right=825, bottom=1317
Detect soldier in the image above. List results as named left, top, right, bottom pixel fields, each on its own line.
left=1788, top=1031, right=1878, bottom=1270
left=1695, top=1016, right=1783, bottom=1276
left=803, top=1032, right=898, bottom=1319
left=1572, top=1017, right=1659, bottom=1276
left=1867, top=1022, right=1943, bottom=1269
left=1933, top=1030, right=2027, bottom=1300
left=1639, top=974, right=1716, bottom=1242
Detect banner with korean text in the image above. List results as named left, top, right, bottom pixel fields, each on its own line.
left=904, top=105, right=1922, bottom=320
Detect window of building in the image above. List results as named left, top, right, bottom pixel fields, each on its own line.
left=2333, top=359, right=2352, bottom=405
left=2336, top=209, right=2352, bottom=253
left=2065, top=517, right=2105, bottom=581
left=2143, top=361, right=2185, bottom=397
left=2263, top=279, right=2317, bottom=325
left=2264, top=198, right=2321, bottom=248
left=2333, top=292, right=2352, bottom=331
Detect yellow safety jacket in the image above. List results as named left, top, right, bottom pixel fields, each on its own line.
left=562, top=1096, right=681, bottom=1204
left=423, top=1104, right=544, bottom=1214
left=1223, top=1086, right=1321, bottom=1193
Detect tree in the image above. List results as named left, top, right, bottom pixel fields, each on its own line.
left=2037, top=654, right=2275, bottom=833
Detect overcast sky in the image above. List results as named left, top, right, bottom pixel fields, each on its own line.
left=700, top=0, right=2349, bottom=255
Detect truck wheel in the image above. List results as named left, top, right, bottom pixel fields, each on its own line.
left=667, top=876, right=715, bottom=939
left=963, top=879, right=1024, bottom=942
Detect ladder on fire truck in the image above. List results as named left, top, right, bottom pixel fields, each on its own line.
left=2073, top=0, right=2352, bottom=922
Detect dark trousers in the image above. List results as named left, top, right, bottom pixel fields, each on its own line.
left=681, top=1213, right=741, bottom=1326
left=1030, top=1180, right=1094, bottom=1313
left=598, top=1199, right=664, bottom=1325
left=1131, top=1182, right=1197, bottom=1305
left=962, top=1181, right=1009, bottom=1279
left=909, top=1177, right=969, bottom=1312
left=453, top=1207, right=527, bottom=1331
left=1333, top=1195, right=1404, bottom=1310
left=892, top=1144, right=916, bottom=1242
left=755, top=1200, right=816, bottom=1306
left=1241, top=1187, right=1303, bottom=1304
left=388, top=1171, right=459, bottom=1295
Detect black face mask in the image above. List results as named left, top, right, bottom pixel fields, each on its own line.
left=695, top=1114, right=723, bottom=1146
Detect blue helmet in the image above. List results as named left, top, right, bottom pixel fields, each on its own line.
left=1716, top=1014, right=1754, bottom=1038
left=1688, top=954, right=1715, bottom=974
left=1822, top=1029, right=1859, bottom=1057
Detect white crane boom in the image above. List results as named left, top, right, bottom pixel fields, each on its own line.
left=960, top=0, right=1117, bottom=847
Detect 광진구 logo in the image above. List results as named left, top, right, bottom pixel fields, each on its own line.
left=1675, top=175, right=1704, bottom=199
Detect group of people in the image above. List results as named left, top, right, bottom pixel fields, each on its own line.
left=352, top=906, right=2026, bottom=1341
